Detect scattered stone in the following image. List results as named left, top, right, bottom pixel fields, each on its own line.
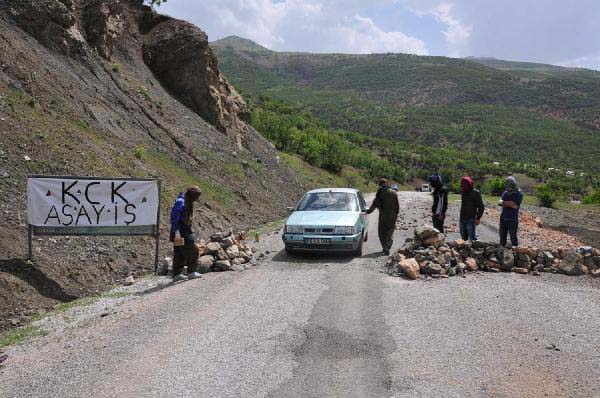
left=157, top=256, right=172, bottom=276
left=465, top=258, right=478, bottom=272
left=512, top=267, right=529, bottom=274
left=226, top=245, right=240, bottom=259
left=398, top=258, right=420, bottom=280
left=123, top=275, right=135, bottom=286
left=212, top=260, right=232, bottom=272
left=206, top=242, right=221, bottom=253
left=421, top=262, right=443, bottom=275
left=23, top=155, right=31, bottom=161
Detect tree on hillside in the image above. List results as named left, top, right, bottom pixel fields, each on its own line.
left=149, top=0, right=167, bottom=12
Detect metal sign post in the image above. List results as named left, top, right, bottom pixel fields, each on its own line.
left=26, top=175, right=162, bottom=272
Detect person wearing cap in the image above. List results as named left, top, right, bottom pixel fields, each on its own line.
left=170, top=186, right=203, bottom=282
left=366, top=178, right=400, bottom=255
left=459, top=176, right=484, bottom=241
left=429, top=174, right=448, bottom=233
left=498, top=176, right=524, bottom=247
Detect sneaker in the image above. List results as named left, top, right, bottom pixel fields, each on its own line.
left=172, top=274, right=188, bottom=282
left=188, top=272, right=202, bottom=279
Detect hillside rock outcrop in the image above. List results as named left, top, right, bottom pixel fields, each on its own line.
left=143, top=19, right=251, bottom=144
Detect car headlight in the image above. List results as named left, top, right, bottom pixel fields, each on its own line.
left=285, top=225, right=303, bottom=234
left=335, top=226, right=357, bottom=235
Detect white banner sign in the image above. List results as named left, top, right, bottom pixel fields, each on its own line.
left=27, top=177, right=159, bottom=234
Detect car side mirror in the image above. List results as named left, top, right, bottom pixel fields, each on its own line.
left=286, top=206, right=295, bottom=214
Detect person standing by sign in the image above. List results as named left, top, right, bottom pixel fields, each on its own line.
left=170, top=186, right=203, bottom=281
left=366, top=178, right=400, bottom=255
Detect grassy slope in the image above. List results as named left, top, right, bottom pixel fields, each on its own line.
left=212, top=37, right=600, bottom=174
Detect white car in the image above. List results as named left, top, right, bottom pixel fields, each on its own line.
left=421, top=184, right=430, bottom=192
left=282, top=188, right=369, bottom=256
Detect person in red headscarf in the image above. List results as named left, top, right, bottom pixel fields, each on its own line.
left=459, top=176, right=484, bottom=241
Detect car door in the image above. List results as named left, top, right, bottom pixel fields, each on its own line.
left=357, top=191, right=368, bottom=232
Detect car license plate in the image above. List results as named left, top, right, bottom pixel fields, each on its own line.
left=305, top=238, right=331, bottom=245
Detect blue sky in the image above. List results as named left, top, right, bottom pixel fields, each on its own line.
left=158, top=0, right=600, bottom=70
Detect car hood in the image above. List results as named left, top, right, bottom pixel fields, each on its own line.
left=287, top=211, right=359, bottom=226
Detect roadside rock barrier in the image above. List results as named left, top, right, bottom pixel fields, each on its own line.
left=386, top=225, right=600, bottom=280
left=196, top=231, right=256, bottom=272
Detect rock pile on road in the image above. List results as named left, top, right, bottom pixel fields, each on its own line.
left=386, top=226, right=600, bottom=280
left=161, top=231, right=256, bottom=275
left=198, top=231, right=256, bottom=272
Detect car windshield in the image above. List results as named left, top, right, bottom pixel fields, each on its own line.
left=297, top=192, right=359, bottom=212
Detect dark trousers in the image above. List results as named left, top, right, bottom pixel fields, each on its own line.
left=432, top=215, right=445, bottom=233
left=500, top=218, right=519, bottom=247
left=378, top=223, right=395, bottom=252
left=459, top=218, right=477, bottom=241
left=173, top=243, right=199, bottom=276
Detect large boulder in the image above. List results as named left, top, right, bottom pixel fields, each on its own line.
left=558, top=252, right=587, bottom=276
left=198, top=255, right=214, bottom=273
left=414, top=225, right=440, bottom=241
left=143, top=19, right=251, bottom=143
left=497, top=248, right=515, bottom=272
left=398, top=258, right=420, bottom=280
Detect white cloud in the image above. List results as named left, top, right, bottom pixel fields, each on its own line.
left=401, top=0, right=470, bottom=57
left=324, top=14, right=428, bottom=54
left=558, top=53, right=600, bottom=71
left=159, top=0, right=428, bottom=55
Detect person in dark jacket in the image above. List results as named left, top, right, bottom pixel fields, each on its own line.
left=170, top=186, right=203, bottom=281
left=367, top=178, right=400, bottom=255
left=429, top=174, right=448, bottom=233
left=459, top=176, right=484, bottom=241
left=498, top=176, right=524, bottom=247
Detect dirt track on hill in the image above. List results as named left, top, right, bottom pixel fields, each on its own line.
left=1, top=192, right=599, bottom=397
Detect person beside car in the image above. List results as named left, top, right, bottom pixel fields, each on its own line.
left=366, top=178, right=399, bottom=255
left=429, top=174, right=448, bottom=233
left=459, top=176, right=484, bottom=241
left=498, top=176, right=524, bottom=247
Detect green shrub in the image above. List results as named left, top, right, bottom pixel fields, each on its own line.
left=582, top=189, right=600, bottom=204
left=136, top=86, right=150, bottom=100
left=482, top=176, right=505, bottom=196
left=134, top=144, right=146, bottom=159
left=535, top=184, right=558, bottom=208
left=111, top=62, right=123, bottom=73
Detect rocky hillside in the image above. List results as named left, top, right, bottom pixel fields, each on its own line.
left=0, top=0, right=304, bottom=329
left=212, top=36, right=600, bottom=173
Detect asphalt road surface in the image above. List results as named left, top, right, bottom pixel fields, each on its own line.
left=1, top=192, right=599, bottom=397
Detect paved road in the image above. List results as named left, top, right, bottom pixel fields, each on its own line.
left=1, top=192, right=599, bottom=397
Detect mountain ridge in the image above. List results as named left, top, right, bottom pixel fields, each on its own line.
left=212, top=34, right=600, bottom=173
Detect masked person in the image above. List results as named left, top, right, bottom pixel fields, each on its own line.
left=170, top=186, right=203, bottom=282
left=459, top=176, right=484, bottom=241
left=429, top=174, right=448, bottom=233
left=367, top=178, right=399, bottom=255
left=498, top=176, right=524, bottom=247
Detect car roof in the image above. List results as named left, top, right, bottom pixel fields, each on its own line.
left=305, top=188, right=361, bottom=194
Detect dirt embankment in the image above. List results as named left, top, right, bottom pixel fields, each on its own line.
left=0, top=0, right=304, bottom=330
